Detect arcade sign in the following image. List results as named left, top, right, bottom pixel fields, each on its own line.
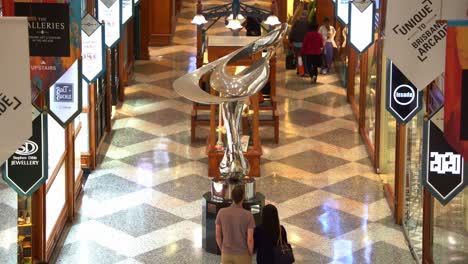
left=81, top=14, right=105, bottom=83
left=348, top=0, right=375, bottom=53
left=47, top=60, right=82, bottom=127
left=386, top=61, right=422, bottom=123
left=336, top=0, right=351, bottom=25
left=422, top=107, right=466, bottom=205
left=97, top=0, right=122, bottom=48
left=2, top=113, right=48, bottom=197
left=122, top=0, right=134, bottom=24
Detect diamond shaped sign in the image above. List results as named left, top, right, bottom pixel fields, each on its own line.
left=0, top=18, right=32, bottom=165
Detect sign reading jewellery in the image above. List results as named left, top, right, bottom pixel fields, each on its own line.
left=2, top=113, right=48, bottom=197
left=81, top=14, right=105, bottom=83
left=122, top=0, right=134, bottom=24
left=0, top=18, right=32, bottom=165
left=348, top=0, right=375, bottom=53
left=97, top=0, right=122, bottom=48
left=384, top=0, right=447, bottom=91
left=386, top=61, right=422, bottom=123
left=422, top=107, right=466, bottom=205
left=47, top=60, right=82, bottom=127
left=336, top=0, right=351, bottom=24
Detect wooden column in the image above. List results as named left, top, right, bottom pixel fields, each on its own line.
left=196, top=0, right=203, bottom=68
left=148, top=0, right=175, bottom=46
left=422, top=188, right=434, bottom=264
left=106, top=48, right=112, bottom=132
left=394, top=122, right=406, bottom=225
left=347, top=47, right=356, bottom=103
left=139, top=0, right=150, bottom=59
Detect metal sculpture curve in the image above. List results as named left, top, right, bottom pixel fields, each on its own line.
left=173, top=23, right=288, bottom=181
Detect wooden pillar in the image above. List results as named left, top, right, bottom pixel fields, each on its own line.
left=106, top=48, right=112, bottom=132
left=32, top=185, right=46, bottom=262
left=148, top=0, right=175, bottom=46
left=139, top=0, right=150, bottom=59
left=394, top=122, right=406, bottom=225
left=65, top=122, right=75, bottom=221
left=196, top=0, right=203, bottom=68
left=422, top=188, right=434, bottom=264
left=347, top=47, right=356, bottom=103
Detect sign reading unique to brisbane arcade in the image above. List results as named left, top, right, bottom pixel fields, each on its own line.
left=386, top=61, right=422, bottom=123
left=385, top=0, right=447, bottom=90
left=422, top=107, right=467, bottom=205
left=82, top=14, right=105, bottom=82
left=97, top=0, right=122, bottom=48
left=3, top=113, right=48, bottom=197
left=14, top=3, right=70, bottom=57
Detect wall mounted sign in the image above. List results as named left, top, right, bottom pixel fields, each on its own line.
left=2, top=113, right=48, bottom=197
left=384, top=0, right=446, bottom=91
left=336, top=0, right=351, bottom=25
left=0, top=18, right=32, bottom=165
left=47, top=60, right=82, bottom=127
left=97, top=0, right=122, bottom=48
left=444, top=21, right=468, bottom=160
left=15, top=1, right=81, bottom=96
left=386, top=61, right=422, bottom=123
left=122, top=0, right=134, bottom=24
left=81, top=14, right=106, bottom=83
left=423, top=107, right=466, bottom=205
left=348, top=0, right=375, bottom=53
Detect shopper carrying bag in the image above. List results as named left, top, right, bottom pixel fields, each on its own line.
left=254, top=205, right=294, bottom=264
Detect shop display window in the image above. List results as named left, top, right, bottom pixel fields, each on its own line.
left=46, top=163, right=66, bottom=240
left=353, top=54, right=361, bottom=115
left=364, top=41, right=378, bottom=146
left=403, top=103, right=425, bottom=262
left=47, top=116, right=65, bottom=179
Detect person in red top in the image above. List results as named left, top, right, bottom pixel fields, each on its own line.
left=299, top=24, right=323, bottom=83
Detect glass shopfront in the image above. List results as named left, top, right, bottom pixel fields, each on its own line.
left=402, top=103, right=426, bottom=262
left=364, top=39, right=378, bottom=147
left=353, top=54, right=361, bottom=116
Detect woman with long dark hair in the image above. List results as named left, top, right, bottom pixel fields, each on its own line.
left=254, top=204, right=290, bottom=263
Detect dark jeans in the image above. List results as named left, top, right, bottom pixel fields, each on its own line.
left=305, top=54, right=321, bottom=77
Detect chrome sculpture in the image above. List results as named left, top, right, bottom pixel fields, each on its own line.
left=173, top=23, right=288, bottom=200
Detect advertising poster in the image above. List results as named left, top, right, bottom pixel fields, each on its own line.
left=97, top=0, right=122, bottom=48
left=82, top=14, right=105, bottom=83
left=444, top=22, right=468, bottom=160
left=386, top=61, right=423, bottom=123
left=348, top=0, right=375, bottom=53
left=423, top=107, right=466, bottom=205
left=384, top=0, right=446, bottom=90
left=122, top=0, right=134, bottom=24
left=0, top=17, right=32, bottom=165
left=15, top=0, right=81, bottom=95
left=2, top=113, right=48, bottom=197
left=48, top=60, right=82, bottom=127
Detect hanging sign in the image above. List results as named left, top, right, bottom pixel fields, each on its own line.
left=122, top=0, right=134, bottom=24
left=2, top=113, right=48, bottom=197
left=47, top=60, right=82, bottom=127
left=336, top=0, right=351, bottom=24
left=444, top=22, right=468, bottom=160
left=384, top=0, right=447, bottom=91
left=97, top=0, right=122, bottom=48
left=422, top=107, right=466, bottom=205
left=82, top=14, right=105, bottom=83
left=15, top=1, right=81, bottom=95
left=0, top=17, right=32, bottom=165
left=439, top=0, right=468, bottom=21
left=135, top=0, right=140, bottom=4
left=348, top=0, right=375, bottom=53
left=386, top=61, right=423, bottom=123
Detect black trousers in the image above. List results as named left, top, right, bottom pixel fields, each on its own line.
left=304, top=54, right=321, bottom=77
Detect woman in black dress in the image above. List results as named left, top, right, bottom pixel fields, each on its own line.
left=254, top=204, right=289, bottom=264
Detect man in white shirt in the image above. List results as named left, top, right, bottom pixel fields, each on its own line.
left=318, top=17, right=336, bottom=74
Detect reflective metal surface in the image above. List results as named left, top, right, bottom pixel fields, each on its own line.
left=173, top=23, right=287, bottom=183
left=211, top=177, right=256, bottom=201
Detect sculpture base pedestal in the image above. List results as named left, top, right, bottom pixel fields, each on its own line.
left=202, top=192, right=265, bottom=255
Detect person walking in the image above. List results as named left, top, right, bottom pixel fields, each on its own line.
left=318, top=17, right=337, bottom=74
left=254, top=204, right=292, bottom=264
left=288, top=10, right=310, bottom=76
left=216, top=186, right=255, bottom=264
left=299, top=24, right=323, bottom=83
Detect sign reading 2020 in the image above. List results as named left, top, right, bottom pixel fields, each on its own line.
left=386, top=61, right=423, bottom=123
left=97, top=0, right=122, bottom=48
left=422, top=107, right=466, bottom=205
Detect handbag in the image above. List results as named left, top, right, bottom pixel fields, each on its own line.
left=272, top=226, right=295, bottom=264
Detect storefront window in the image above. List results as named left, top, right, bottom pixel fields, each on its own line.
left=432, top=189, right=468, bottom=263
left=46, top=163, right=66, bottom=240
left=354, top=54, right=361, bottom=115
left=365, top=41, right=378, bottom=146
left=47, top=116, right=65, bottom=178
left=403, top=104, right=425, bottom=262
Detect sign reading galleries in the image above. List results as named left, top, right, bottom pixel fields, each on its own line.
left=385, top=0, right=447, bottom=91
left=423, top=107, right=466, bottom=205
left=97, top=0, right=122, bottom=48
left=3, top=113, right=48, bottom=197
left=82, top=14, right=105, bottom=83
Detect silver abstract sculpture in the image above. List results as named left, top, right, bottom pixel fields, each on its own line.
left=173, top=23, right=287, bottom=200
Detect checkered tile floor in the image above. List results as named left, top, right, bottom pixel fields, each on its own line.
left=0, top=1, right=420, bottom=263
